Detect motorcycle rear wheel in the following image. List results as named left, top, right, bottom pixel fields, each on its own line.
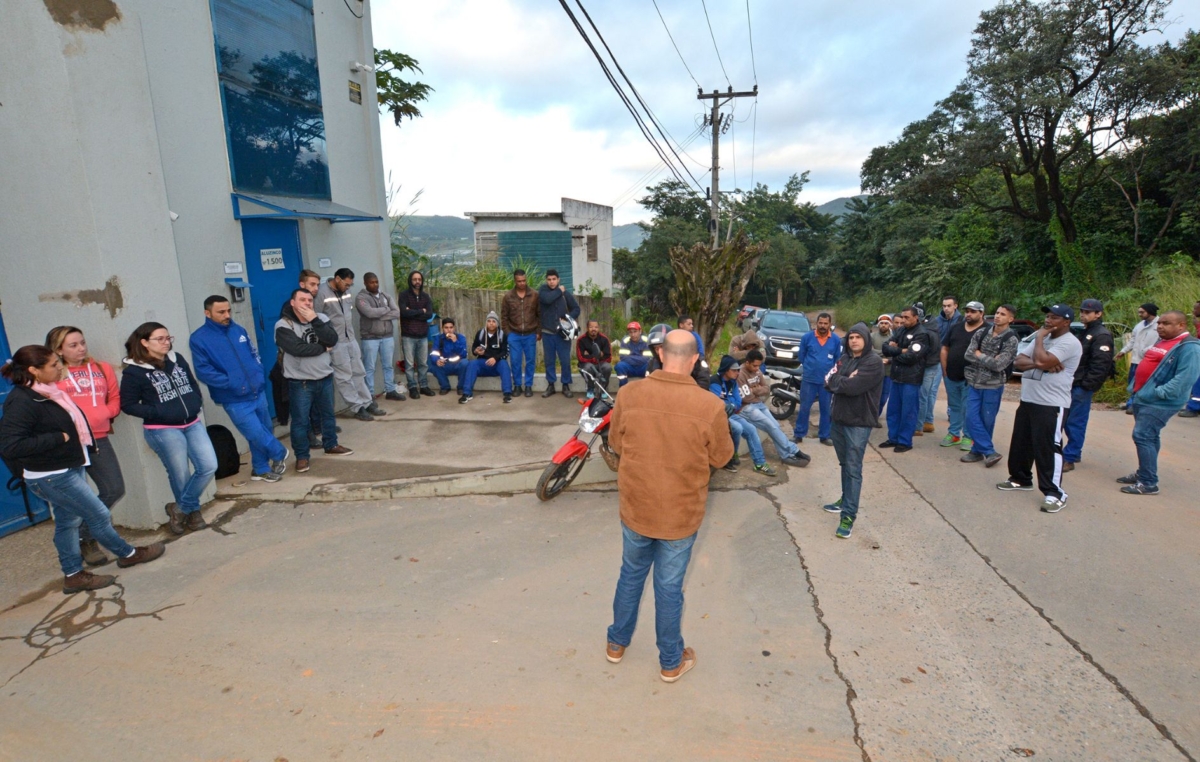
left=535, top=454, right=588, bottom=501
left=768, top=383, right=797, bottom=420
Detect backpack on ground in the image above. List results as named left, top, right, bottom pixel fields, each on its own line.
left=206, top=424, right=241, bottom=479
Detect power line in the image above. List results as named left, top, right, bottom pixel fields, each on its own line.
left=745, top=0, right=757, bottom=85
left=573, top=0, right=707, bottom=195
left=700, top=0, right=732, bottom=88
left=651, top=0, right=701, bottom=89
left=611, top=124, right=707, bottom=211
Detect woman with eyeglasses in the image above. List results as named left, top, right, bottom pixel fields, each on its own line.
left=44, top=325, right=126, bottom=567
left=0, top=345, right=164, bottom=594
left=120, top=322, right=217, bottom=535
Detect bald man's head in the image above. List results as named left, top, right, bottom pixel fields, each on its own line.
left=661, top=329, right=699, bottom=373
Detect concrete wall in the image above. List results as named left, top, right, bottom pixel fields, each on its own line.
left=561, top=198, right=613, bottom=294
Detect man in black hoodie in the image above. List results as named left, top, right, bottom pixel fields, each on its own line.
left=398, top=270, right=435, bottom=398
left=824, top=323, right=884, bottom=539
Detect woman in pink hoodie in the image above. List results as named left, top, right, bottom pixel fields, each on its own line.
left=45, top=326, right=125, bottom=567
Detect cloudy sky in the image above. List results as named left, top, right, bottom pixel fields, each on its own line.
left=370, top=0, right=1200, bottom=225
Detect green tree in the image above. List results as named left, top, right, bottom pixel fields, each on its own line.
left=374, top=49, right=433, bottom=127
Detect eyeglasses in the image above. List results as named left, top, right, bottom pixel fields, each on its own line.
left=148, top=336, right=174, bottom=343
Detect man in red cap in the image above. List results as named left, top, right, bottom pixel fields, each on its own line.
left=615, top=322, right=653, bottom=386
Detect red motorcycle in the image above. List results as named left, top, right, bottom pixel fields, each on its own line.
left=535, top=365, right=619, bottom=501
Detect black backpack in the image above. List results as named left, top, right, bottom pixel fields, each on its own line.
left=206, top=424, right=241, bottom=479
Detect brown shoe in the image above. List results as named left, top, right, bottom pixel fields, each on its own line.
left=186, top=510, right=207, bottom=531
left=117, top=542, right=165, bottom=568
left=660, top=647, right=696, bottom=683
left=923, top=423, right=935, bottom=433
left=913, top=430, right=924, bottom=437
left=164, top=502, right=186, bottom=535
left=606, top=642, right=626, bottom=664
left=324, top=445, right=354, bottom=455
left=80, top=539, right=111, bottom=567
left=1063, top=461, right=1075, bottom=472
left=296, top=458, right=311, bottom=473
left=63, top=570, right=117, bottom=594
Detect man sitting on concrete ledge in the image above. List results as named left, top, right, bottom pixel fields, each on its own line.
left=460, top=312, right=514, bottom=404
left=429, top=318, right=467, bottom=396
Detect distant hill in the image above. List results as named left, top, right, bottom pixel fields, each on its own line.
left=613, top=223, right=648, bottom=250
left=397, top=215, right=650, bottom=255
left=815, top=196, right=866, bottom=218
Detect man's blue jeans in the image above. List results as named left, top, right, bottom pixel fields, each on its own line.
left=614, top=360, right=648, bottom=386
left=28, top=468, right=135, bottom=577
left=429, top=359, right=466, bottom=392
left=462, top=359, right=513, bottom=395
left=508, top=332, right=538, bottom=387
left=142, top=420, right=218, bottom=514
left=361, top=338, right=396, bottom=394
left=1062, top=386, right=1094, bottom=463
left=223, top=390, right=287, bottom=475
left=943, top=377, right=970, bottom=438
left=1188, top=374, right=1200, bottom=412
left=879, top=376, right=892, bottom=413
left=729, top=413, right=766, bottom=466
left=919, top=364, right=942, bottom=425
left=886, top=381, right=921, bottom=447
left=289, top=375, right=338, bottom=460
left=966, top=386, right=1004, bottom=456
left=541, top=332, right=573, bottom=387
left=1131, top=404, right=1176, bottom=488
left=402, top=337, right=429, bottom=390
left=794, top=380, right=832, bottom=440
left=740, top=402, right=799, bottom=459
left=607, top=523, right=696, bottom=670
left=831, top=423, right=871, bottom=520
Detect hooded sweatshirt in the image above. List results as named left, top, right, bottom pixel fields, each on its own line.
left=825, top=323, right=884, bottom=428
left=120, top=351, right=205, bottom=427
left=398, top=271, right=434, bottom=338
left=728, top=330, right=762, bottom=362
left=315, top=278, right=357, bottom=343
left=189, top=317, right=266, bottom=405
left=274, top=303, right=338, bottom=380
left=56, top=360, right=121, bottom=438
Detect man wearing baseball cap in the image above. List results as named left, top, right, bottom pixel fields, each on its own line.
left=615, top=322, right=653, bottom=387
left=1061, top=299, right=1114, bottom=471
left=997, top=304, right=1082, bottom=512
left=940, top=301, right=987, bottom=450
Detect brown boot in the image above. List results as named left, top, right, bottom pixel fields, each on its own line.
left=80, top=539, right=111, bottom=567
left=164, top=502, right=186, bottom=535
left=186, top=510, right=207, bottom=531
left=117, top=542, right=166, bottom=568
left=63, top=570, right=117, bottom=594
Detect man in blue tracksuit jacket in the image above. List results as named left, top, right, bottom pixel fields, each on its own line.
left=794, top=312, right=842, bottom=444
left=615, top=322, right=653, bottom=386
left=429, top=317, right=469, bottom=394
left=189, top=295, right=288, bottom=480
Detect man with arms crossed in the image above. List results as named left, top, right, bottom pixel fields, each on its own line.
left=961, top=304, right=1019, bottom=467
left=605, top=330, right=733, bottom=683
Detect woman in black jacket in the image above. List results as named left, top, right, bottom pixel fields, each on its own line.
left=120, top=322, right=217, bottom=536
left=0, top=345, right=164, bottom=594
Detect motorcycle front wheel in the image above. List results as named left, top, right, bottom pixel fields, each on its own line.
left=535, top=454, right=589, bottom=501
left=768, top=384, right=797, bottom=420
left=599, top=441, right=620, bottom=472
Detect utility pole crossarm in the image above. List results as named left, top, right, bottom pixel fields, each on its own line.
left=697, top=85, right=758, bottom=247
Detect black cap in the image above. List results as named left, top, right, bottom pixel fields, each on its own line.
left=1141, top=302, right=1159, bottom=316
left=1080, top=298, right=1103, bottom=312
left=1041, top=304, right=1075, bottom=321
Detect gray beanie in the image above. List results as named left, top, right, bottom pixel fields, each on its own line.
left=486, top=310, right=500, bottom=324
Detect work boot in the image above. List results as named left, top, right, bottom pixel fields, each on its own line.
left=367, top=402, right=387, bottom=416
left=524, top=387, right=534, bottom=398
left=562, top=385, right=573, bottom=398
left=80, top=539, right=110, bottom=567
left=164, top=502, right=186, bottom=535
left=117, top=542, right=166, bottom=568
left=408, top=386, right=420, bottom=399
left=513, top=385, right=524, bottom=396
left=385, top=390, right=406, bottom=401
left=186, top=511, right=207, bottom=531
left=542, top=383, right=557, bottom=398
left=420, top=387, right=435, bottom=397
left=63, top=570, right=117, bottom=594
left=1062, top=461, right=1075, bottom=473
left=353, top=407, right=375, bottom=422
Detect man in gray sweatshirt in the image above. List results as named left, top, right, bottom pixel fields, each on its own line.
left=961, top=304, right=1019, bottom=467
left=316, top=268, right=383, bottom=421
left=355, top=272, right=404, bottom=401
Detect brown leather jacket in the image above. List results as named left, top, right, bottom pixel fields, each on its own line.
left=501, top=288, right=540, bottom=334
left=609, top=371, right=733, bottom=540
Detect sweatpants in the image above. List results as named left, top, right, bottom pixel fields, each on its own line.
left=1006, top=400, right=1068, bottom=499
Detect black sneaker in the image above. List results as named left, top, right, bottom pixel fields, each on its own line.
left=420, top=387, right=435, bottom=397
left=996, top=480, right=1034, bottom=491
left=722, top=460, right=738, bottom=472
left=1178, top=409, right=1199, bottom=418
left=385, top=390, right=406, bottom=401
left=1115, top=473, right=1139, bottom=484
left=893, top=445, right=912, bottom=453
left=513, top=385, right=524, bottom=396
left=877, top=440, right=898, bottom=448
left=503, top=394, right=512, bottom=403
left=960, top=451, right=984, bottom=463
left=820, top=438, right=834, bottom=446
left=459, top=394, right=472, bottom=404
left=984, top=453, right=1003, bottom=468
left=1120, top=483, right=1159, bottom=495
left=781, top=455, right=810, bottom=468
left=823, top=498, right=842, bottom=513
left=438, top=388, right=451, bottom=395
left=408, top=387, right=420, bottom=399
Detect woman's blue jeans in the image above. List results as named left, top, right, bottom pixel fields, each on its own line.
left=143, top=421, right=218, bottom=514
left=607, top=523, right=696, bottom=670
left=28, top=468, right=134, bottom=576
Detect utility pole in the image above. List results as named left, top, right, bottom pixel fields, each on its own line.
left=698, top=85, right=757, bottom=247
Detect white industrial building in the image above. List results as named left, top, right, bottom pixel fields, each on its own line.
left=0, top=0, right=392, bottom=531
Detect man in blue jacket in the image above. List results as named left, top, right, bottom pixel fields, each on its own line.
left=538, top=270, right=581, bottom=398
left=429, top=318, right=468, bottom=395
left=793, top=312, right=842, bottom=445
left=189, top=295, right=288, bottom=482
left=615, top=322, right=653, bottom=387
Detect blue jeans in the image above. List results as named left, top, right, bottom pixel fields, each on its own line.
left=607, top=523, right=696, bottom=670
left=142, top=420, right=218, bottom=514
left=966, top=386, right=1004, bottom=455
left=28, top=468, right=135, bottom=576
left=1126, top=362, right=1138, bottom=394
left=943, top=377, right=970, bottom=438
left=1188, top=374, right=1200, bottom=412
left=831, top=423, right=871, bottom=520
left=794, top=381, right=832, bottom=440
left=361, top=338, right=396, bottom=394
left=542, top=332, right=573, bottom=386
left=729, top=413, right=766, bottom=466
left=508, top=332, right=538, bottom=387
left=429, top=359, right=467, bottom=392
left=402, top=337, right=429, bottom=390
left=879, top=376, right=892, bottom=412
left=1131, top=405, right=1175, bottom=488
left=223, top=390, right=287, bottom=475
left=615, top=360, right=648, bottom=386
left=886, top=381, right=921, bottom=446
left=740, top=402, right=799, bottom=459
left=919, top=365, right=942, bottom=425
left=289, top=375, right=337, bottom=459
left=462, top=359, right=513, bottom=395
left=1062, top=386, right=1093, bottom=463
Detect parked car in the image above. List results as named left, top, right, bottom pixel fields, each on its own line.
left=756, top=310, right=813, bottom=367
left=737, top=305, right=766, bottom=332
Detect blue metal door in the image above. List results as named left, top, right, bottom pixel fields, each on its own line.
left=0, top=309, right=52, bottom=538
left=240, top=218, right=303, bottom=417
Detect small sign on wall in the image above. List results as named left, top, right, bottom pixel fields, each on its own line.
left=318, top=258, right=332, bottom=269
left=349, top=80, right=362, bottom=104
left=260, top=248, right=285, bottom=271
left=223, top=261, right=244, bottom=274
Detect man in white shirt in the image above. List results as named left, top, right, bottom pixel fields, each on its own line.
left=1115, top=303, right=1159, bottom=412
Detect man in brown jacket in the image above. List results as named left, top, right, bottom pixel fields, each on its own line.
left=500, top=269, right=540, bottom=397
left=728, top=329, right=763, bottom=362
left=605, top=330, right=733, bottom=683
